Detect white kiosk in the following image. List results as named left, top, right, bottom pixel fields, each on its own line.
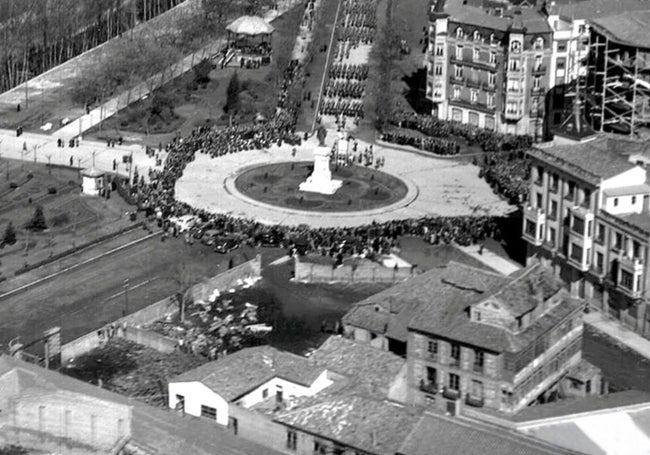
left=81, top=168, right=105, bottom=196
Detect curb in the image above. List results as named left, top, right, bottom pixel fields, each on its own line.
left=0, top=231, right=161, bottom=301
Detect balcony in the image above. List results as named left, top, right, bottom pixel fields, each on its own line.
left=442, top=387, right=461, bottom=400
left=531, top=87, right=547, bottom=96
left=465, top=395, right=485, bottom=408
left=419, top=380, right=439, bottom=395
left=465, top=78, right=484, bottom=90
left=617, top=256, right=644, bottom=298
left=523, top=207, right=544, bottom=246
left=620, top=256, right=644, bottom=275
left=532, top=65, right=547, bottom=75
left=449, top=56, right=499, bottom=72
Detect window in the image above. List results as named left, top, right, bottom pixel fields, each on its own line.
left=578, top=24, right=586, bottom=34
left=450, top=343, right=461, bottom=365
left=489, top=33, right=496, bottom=45
left=473, top=48, right=480, bottom=62
left=230, top=417, right=239, bottom=435
left=614, top=232, right=623, bottom=250
left=634, top=241, right=641, bottom=258
left=557, top=40, right=568, bottom=52
left=448, top=373, right=460, bottom=391
left=276, top=385, right=284, bottom=403
left=620, top=270, right=634, bottom=290
left=510, top=40, right=521, bottom=53
left=471, top=380, right=484, bottom=398
left=436, top=45, right=444, bottom=56
left=426, top=366, right=437, bottom=384
left=488, top=72, right=496, bottom=86
left=550, top=173, right=559, bottom=192
left=489, top=52, right=497, bottom=64
left=509, top=58, right=519, bottom=71
left=614, top=197, right=619, bottom=207
left=533, top=77, right=541, bottom=90
left=263, top=388, right=269, bottom=399
left=557, top=57, right=566, bottom=70
left=453, top=86, right=461, bottom=99
left=487, top=93, right=494, bottom=108
left=475, top=310, right=481, bottom=321
left=536, top=166, right=544, bottom=184
left=507, top=101, right=518, bottom=114
left=456, top=45, right=463, bottom=59
left=596, top=223, right=605, bottom=243
left=455, top=65, right=463, bottom=78
left=550, top=200, right=558, bottom=219
left=435, top=64, right=443, bottom=75
left=470, top=89, right=478, bottom=103
left=175, top=394, right=185, bottom=412
left=567, top=181, right=575, bottom=200
left=534, top=37, right=544, bottom=50
left=571, top=243, right=583, bottom=262
left=572, top=216, right=585, bottom=234
left=428, top=339, right=438, bottom=355
left=549, top=227, right=556, bottom=246
left=586, top=380, right=592, bottom=393
left=536, top=192, right=543, bottom=209
left=473, top=350, right=484, bottom=372
left=473, top=30, right=481, bottom=41
left=535, top=55, right=543, bottom=70
left=632, top=195, right=637, bottom=205
left=287, top=430, right=298, bottom=450
left=456, top=27, right=464, bottom=39
left=596, top=252, right=604, bottom=273
left=200, top=405, right=217, bottom=420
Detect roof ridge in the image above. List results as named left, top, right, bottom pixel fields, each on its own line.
left=445, top=260, right=505, bottom=278
left=489, top=263, right=540, bottom=299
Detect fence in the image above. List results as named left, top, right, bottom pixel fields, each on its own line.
left=60, top=255, right=263, bottom=362
left=294, top=256, right=417, bottom=283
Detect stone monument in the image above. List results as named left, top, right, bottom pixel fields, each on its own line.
left=299, top=127, right=342, bottom=195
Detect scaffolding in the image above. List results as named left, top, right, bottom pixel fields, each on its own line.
left=586, top=26, right=650, bottom=137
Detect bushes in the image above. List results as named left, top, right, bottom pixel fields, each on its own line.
left=3, top=222, right=16, bottom=245
left=25, top=206, right=47, bottom=232
left=48, top=186, right=57, bottom=194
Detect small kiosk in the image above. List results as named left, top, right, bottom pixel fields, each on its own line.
left=81, top=168, right=106, bottom=197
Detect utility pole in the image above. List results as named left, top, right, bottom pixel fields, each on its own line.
left=46, top=154, right=52, bottom=174
left=123, top=279, right=130, bottom=317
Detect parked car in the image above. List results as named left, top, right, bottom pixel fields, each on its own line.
left=214, top=236, right=240, bottom=254
left=201, top=229, right=222, bottom=246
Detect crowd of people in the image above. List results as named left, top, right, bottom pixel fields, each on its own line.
left=324, top=80, right=364, bottom=99
left=121, top=0, right=518, bottom=262
left=328, top=63, right=369, bottom=80
left=379, top=130, right=460, bottom=156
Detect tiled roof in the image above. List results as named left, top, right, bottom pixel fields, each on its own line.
left=443, top=0, right=551, bottom=34
left=398, top=413, right=579, bottom=455
left=275, top=395, right=422, bottom=455
left=591, top=10, right=650, bottom=48
left=487, top=264, right=564, bottom=317
left=616, top=212, right=650, bottom=234
left=528, top=136, right=647, bottom=183
left=342, top=262, right=506, bottom=343
left=309, top=336, right=405, bottom=396
left=513, top=390, right=650, bottom=423
left=602, top=184, right=650, bottom=197
left=171, top=346, right=325, bottom=401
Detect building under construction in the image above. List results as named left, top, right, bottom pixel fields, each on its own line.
left=585, top=11, right=650, bottom=138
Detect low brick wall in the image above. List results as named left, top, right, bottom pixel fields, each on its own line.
left=294, top=256, right=417, bottom=284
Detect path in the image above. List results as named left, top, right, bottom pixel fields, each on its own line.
left=455, top=244, right=522, bottom=275
left=584, top=311, right=650, bottom=362
left=175, top=135, right=513, bottom=228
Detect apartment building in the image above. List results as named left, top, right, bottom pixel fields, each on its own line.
left=426, top=0, right=552, bottom=138
left=523, top=136, right=650, bottom=337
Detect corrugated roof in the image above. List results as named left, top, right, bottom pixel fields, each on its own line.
left=171, top=345, right=325, bottom=401
left=591, top=10, right=650, bottom=48
left=602, top=184, right=650, bottom=197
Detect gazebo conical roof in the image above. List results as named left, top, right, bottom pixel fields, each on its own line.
left=226, top=15, right=274, bottom=35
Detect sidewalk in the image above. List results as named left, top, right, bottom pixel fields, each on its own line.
left=584, top=311, right=650, bottom=362
left=455, top=244, right=522, bottom=275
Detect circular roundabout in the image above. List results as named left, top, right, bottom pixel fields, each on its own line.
left=233, top=161, right=409, bottom=212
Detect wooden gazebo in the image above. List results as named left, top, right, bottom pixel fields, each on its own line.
left=225, top=15, right=274, bottom=68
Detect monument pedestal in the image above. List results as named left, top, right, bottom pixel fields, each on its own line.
left=299, top=145, right=342, bottom=195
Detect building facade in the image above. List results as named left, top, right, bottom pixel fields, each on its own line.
left=426, top=0, right=552, bottom=138
left=406, top=263, right=590, bottom=415
left=523, top=137, right=650, bottom=338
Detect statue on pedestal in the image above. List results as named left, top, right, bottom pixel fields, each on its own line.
left=299, top=128, right=342, bottom=195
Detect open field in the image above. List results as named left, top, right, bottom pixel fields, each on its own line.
left=0, top=236, right=256, bottom=350
left=0, top=158, right=138, bottom=278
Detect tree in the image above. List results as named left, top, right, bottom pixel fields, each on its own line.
left=25, top=206, right=47, bottom=231
left=225, top=71, right=241, bottom=114
left=169, top=262, right=206, bottom=323
left=3, top=222, right=16, bottom=245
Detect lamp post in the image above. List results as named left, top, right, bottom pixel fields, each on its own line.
left=123, top=279, right=130, bottom=317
